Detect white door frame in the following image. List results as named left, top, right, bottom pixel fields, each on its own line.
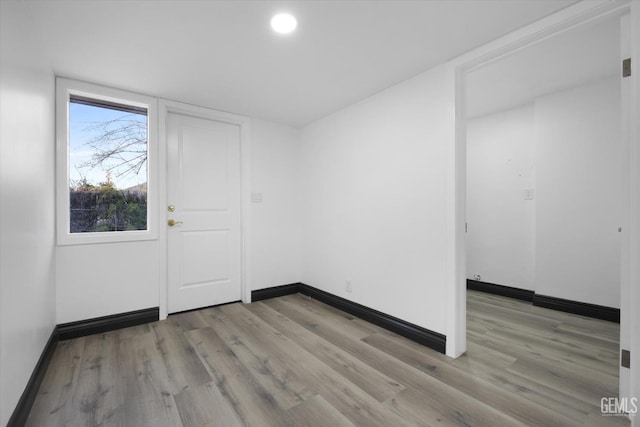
left=628, top=4, right=640, bottom=421
left=158, top=100, right=251, bottom=319
left=449, top=0, right=635, bottom=397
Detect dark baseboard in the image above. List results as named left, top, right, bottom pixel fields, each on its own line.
left=252, top=283, right=446, bottom=354
left=533, top=294, right=620, bottom=323
left=299, top=284, right=446, bottom=354
left=467, top=279, right=619, bottom=323
left=467, top=279, right=534, bottom=302
left=251, top=283, right=301, bottom=302
left=7, top=326, right=59, bottom=427
left=8, top=306, right=160, bottom=425
left=58, top=307, right=160, bottom=341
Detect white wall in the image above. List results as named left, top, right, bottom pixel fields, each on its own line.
left=466, top=77, right=620, bottom=308
left=55, top=242, right=160, bottom=323
left=299, top=64, right=455, bottom=335
left=0, top=1, right=56, bottom=424
left=467, top=104, right=536, bottom=290
left=535, top=77, right=620, bottom=307
left=249, top=119, right=301, bottom=291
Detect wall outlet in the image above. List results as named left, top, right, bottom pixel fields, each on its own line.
left=523, top=188, right=535, bottom=200
left=345, top=280, right=352, bottom=293
left=473, top=274, right=481, bottom=281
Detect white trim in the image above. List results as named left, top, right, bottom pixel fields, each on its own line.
left=444, top=64, right=467, bottom=358
left=620, top=12, right=632, bottom=403
left=55, top=77, right=158, bottom=246
left=157, top=99, right=251, bottom=320
left=447, top=0, right=633, bottom=359
left=629, top=4, right=640, bottom=426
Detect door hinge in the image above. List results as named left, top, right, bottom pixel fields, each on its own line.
left=465, top=222, right=468, bottom=233
left=621, top=349, right=631, bottom=368
left=623, top=58, right=631, bottom=78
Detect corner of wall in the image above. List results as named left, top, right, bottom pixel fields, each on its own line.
left=0, top=0, right=57, bottom=423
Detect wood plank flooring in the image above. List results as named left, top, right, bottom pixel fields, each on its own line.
left=25, top=291, right=628, bottom=426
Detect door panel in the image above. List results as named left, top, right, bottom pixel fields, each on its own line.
left=181, top=231, right=229, bottom=287
left=181, top=126, right=229, bottom=210
left=167, top=113, right=241, bottom=313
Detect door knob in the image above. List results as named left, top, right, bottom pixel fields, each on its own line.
left=168, top=219, right=183, bottom=227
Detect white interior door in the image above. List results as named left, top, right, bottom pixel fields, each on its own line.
left=167, top=113, right=241, bottom=313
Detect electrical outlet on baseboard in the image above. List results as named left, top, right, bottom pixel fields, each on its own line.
left=473, top=274, right=481, bottom=281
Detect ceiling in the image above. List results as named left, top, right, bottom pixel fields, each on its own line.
left=25, top=0, right=578, bottom=127
left=467, top=14, right=621, bottom=118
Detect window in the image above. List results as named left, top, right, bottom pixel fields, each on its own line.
left=57, top=79, right=157, bottom=245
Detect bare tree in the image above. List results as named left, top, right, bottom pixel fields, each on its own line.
left=78, top=114, right=147, bottom=182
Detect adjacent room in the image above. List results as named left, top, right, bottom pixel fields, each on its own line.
left=466, top=14, right=621, bottom=315
left=465, top=14, right=627, bottom=425
left=2, top=1, right=639, bottom=426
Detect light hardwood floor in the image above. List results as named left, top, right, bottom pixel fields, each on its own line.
left=26, top=291, right=629, bottom=426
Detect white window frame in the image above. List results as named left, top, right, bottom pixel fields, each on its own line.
left=56, top=78, right=158, bottom=245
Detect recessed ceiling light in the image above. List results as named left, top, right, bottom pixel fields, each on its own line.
left=271, top=13, right=297, bottom=34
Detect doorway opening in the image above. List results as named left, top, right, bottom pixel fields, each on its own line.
left=455, top=4, right=633, bottom=414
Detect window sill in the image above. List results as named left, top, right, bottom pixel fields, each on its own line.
left=56, top=229, right=157, bottom=246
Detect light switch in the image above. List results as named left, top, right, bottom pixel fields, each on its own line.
left=251, top=192, right=263, bottom=203
left=524, top=189, right=535, bottom=200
